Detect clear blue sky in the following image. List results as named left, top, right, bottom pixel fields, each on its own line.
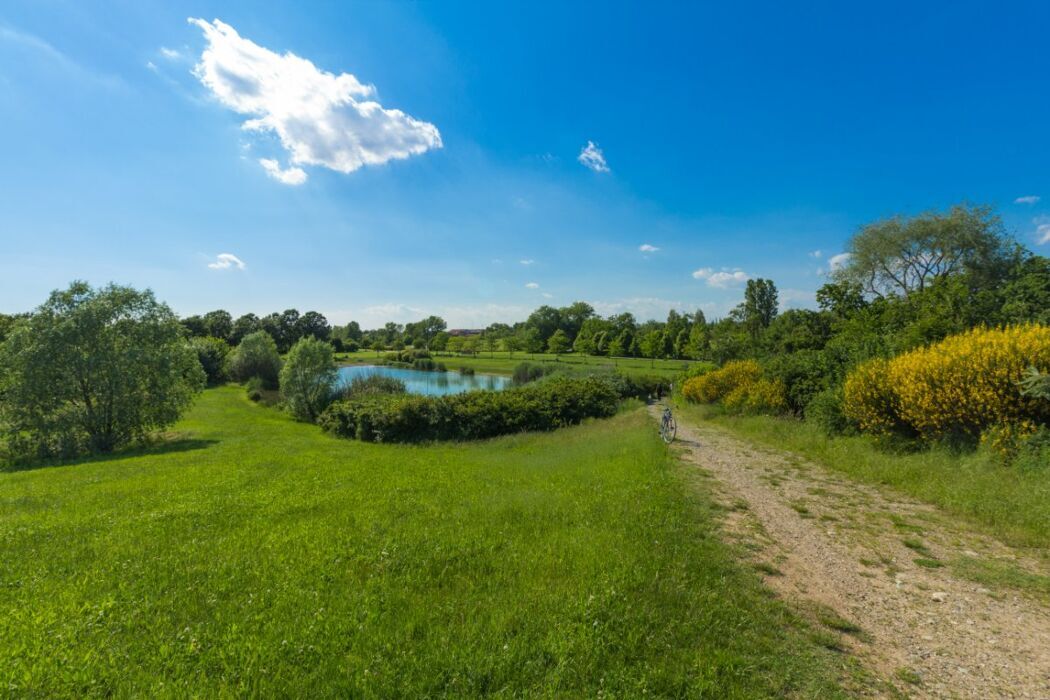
left=2, top=1, right=1048, bottom=327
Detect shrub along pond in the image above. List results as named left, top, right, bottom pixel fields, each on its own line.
left=336, top=364, right=511, bottom=396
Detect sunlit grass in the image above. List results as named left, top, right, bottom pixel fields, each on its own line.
left=0, top=388, right=847, bottom=697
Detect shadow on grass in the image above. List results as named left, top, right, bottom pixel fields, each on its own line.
left=1, top=437, right=219, bottom=474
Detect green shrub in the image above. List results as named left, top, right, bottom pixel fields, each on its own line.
left=333, top=374, right=407, bottom=401
left=512, top=362, right=559, bottom=385
left=279, top=337, right=337, bottom=422
left=245, top=377, right=265, bottom=402
left=320, top=375, right=622, bottom=443
left=764, top=350, right=829, bottom=415
left=229, top=331, right=282, bottom=389
left=191, top=336, right=230, bottom=386
left=804, top=386, right=856, bottom=436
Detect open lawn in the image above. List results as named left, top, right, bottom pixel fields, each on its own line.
left=679, top=403, right=1050, bottom=551
left=337, top=349, right=698, bottom=379
left=0, top=388, right=847, bottom=697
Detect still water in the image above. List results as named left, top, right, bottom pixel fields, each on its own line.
left=335, top=364, right=512, bottom=396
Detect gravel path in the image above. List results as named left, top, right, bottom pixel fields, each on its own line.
left=655, top=406, right=1050, bottom=698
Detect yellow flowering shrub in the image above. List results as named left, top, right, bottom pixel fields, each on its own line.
left=980, top=421, right=1039, bottom=461
left=682, top=360, right=762, bottom=403
left=843, top=325, right=1050, bottom=442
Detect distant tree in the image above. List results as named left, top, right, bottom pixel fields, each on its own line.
left=547, top=329, right=571, bottom=357
left=525, top=305, right=562, bottom=343
left=836, top=204, right=1020, bottom=298
left=431, top=331, right=450, bottom=352
left=370, top=338, right=386, bottom=356
left=559, top=301, right=595, bottom=340
left=0, top=313, right=26, bottom=344
left=0, top=282, right=204, bottom=458
left=228, top=331, right=282, bottom=389
left=742, top=278, right=779, bottom=337
left=203, top=310, right=233, bottom=342
left=573, top=331, right=595, bottom=355
left=231, top=313, right=261, bottom=345
left=640, top=330, right=667, bottom=367
left=501, top=334, right=522, bottom=358
left=446, top=335, right=465, bottom=354
left=297, top=311, right=331, bottom=341
left=674, top=328, right=690, bottom=359
left=816, top=281, right=867, bottom=318
left=344, top=321, right=363, bottom=343
left=520, top=327, right=545, bottom=354
left=413, top=315, right=447, bottom=350
left=181, top=314, right=207, bottom=338
left=191, top=337, right=231, bottom=385
left=279, top=337, right=336, bottom=422
left=684, top=322, right=709, bottom=360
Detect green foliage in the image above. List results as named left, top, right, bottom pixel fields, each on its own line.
left=0, top=281, right=204, bottom=459
left=740, top=278, right=779, bottom=336
left=191, top=336, right=230, bottom=386
left=228, top=331, right=282, bottom=389
left=279, top=337, right=337, bottom=422
left=546, top=328, right=571, bottom=355
left=512, top=361, right=559, bottom=385
left=804, top=386, right=857, bottom=437
left=332, top=373, right=407, bottom=402
left=321, top=375, right=623, bottom=443
left=1020, top=366, right=1050, bottom=401
left=764, top=350, right=831, bottom=415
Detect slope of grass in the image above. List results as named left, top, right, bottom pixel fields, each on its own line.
left=337, top=349, right=696, bottom=378
left=0, top=388, right=847, bottom=697
left=679, top=403, right=1050, bottom=550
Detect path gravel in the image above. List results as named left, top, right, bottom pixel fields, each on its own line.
left=654, top=406, right=1050, bottom=698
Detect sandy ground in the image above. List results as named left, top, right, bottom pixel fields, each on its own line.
left=654, top=405, right=1050, bottom=698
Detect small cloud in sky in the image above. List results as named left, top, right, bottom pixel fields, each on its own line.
left=146, top=60, right=158, bottom=72
left=639, top=244, right=660, bottom=253
left=525, top=282, right=540, bottom=289
left=828, top=252, right=851, bottom=271
left=692, top=267, right=749, bottom=289
left=159, top=46, right=182, bottom=60
left=208, top=253, right=246, bottom=270
left=519, top=259, right=535, bottom=266
left=578, top=140, right=609, bottom=173
left=1036, top=218, right=1050, bottom=245
left=809, top=250, right=822, bottom=258
left=259, top=158, right=307, bottom=185
left=188, top=18, right=441, bottom=183
left=541, top=292, right=554, bottom=299
left=1015, top=195, right=1040, bottom=205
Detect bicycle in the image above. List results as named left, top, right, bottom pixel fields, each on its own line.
left=659, top=405, right=676, bottom=443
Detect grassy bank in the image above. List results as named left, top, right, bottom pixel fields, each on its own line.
left=337, top=349, right=695, bottom=378
left=0, top=388, right=846, bottom=697
left=679, top=403, right=1050, bottom=550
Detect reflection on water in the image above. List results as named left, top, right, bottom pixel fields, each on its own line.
left=335, top=365, right=512, bottom=397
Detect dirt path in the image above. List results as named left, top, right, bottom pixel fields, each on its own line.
left=654, top=406, right=1050, bottom=698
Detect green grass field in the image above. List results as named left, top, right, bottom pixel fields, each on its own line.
left=679, top=403, right=1050, bottom=551
left=337, top=349, right=699, bottom=378
left=0, top=388, right=848, bottom=697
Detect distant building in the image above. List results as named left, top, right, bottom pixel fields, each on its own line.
left=447, top=328, right=483, bottom=337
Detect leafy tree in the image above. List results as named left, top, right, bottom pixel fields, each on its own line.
left=684, top=322, right=709, bottom=359
left=279, top=337, right=337, bottom=422
left=547, top=329, right=571, bottom=356
left=559, top=301, right=595, bottom=339
left=409, top=315, right=447, bottom=350
left=203, top=310, right=233, bottom=342
left=836, top=204, right=1019, bottom=298
left=573, top=331, right=595, bottom=355
left=231, top=313, right=261, bottom=345
left=0, top=313, right=26, bottom=344
left=640, top=330, right=666, bottom=367
left=431, top=331, right=450, bottom=352
left=192, top=337, right=231, bottom=385
left=525, top=306, right=562, bottom=343
left=344, top=321, right=363, bottom=342
left=229, top=331, right=282, bottom=388
left=520, top=327, right=545, bottom=354
left=0, top=282, right=205, bottom=458
left=181, top=314, right=207, bottom=338
left=742, top=278, right=778, bottom=337
left=297, top=311, right=331, bottom=341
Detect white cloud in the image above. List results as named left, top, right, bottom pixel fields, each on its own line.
left=160, top=46, right=182, bottom=60
left=828, top=252, right=851, bottom=271
left=1015, top=195, right=1040, bottom=205
left=809, top=250, right=822, bottom=258
left=578, top=140, right=609, bottom=173
left=541, top=292, right=554, bottom=299
left=0, top=24, right=123, bottom=89
left=519, top=259, right=535, bottom=266
left=188, top=18, right=441, bottom=183
left=146, top=60, right=157, bottom=72
left=207, top=253, right=246, bottom=270
left=639, top=244, right=660, bottom=253
left=525, top=282, right=540, bottom=289
left=259, top=158, right=307, bottom=185
left=1036, top=222, right=1050, bottom=245
left=692, top=267, right=749, bottom=288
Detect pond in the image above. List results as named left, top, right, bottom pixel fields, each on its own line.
left=335, top=364, right=513, bottom=397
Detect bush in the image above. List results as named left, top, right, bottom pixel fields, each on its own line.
left=342, top=340, right=360, bottom=353
left=319, top=375, right=623, bottom=443
left=764, top=350, right=830, bottom=415
left=279, top=337, right=337, bottom=422
left=245, top=377, right=265, bottom=402
left=459, top=366, right=475, bottom=376
left=844, top=325, right=1050, bottom=443
left=682, top=360, right=762, bottom=403
left=804, top=386, right=857, bottom=436
left=229, top=331, right=282, bottom=389
left=191, top=336, right=230, bottom=386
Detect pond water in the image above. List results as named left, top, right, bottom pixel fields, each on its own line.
left=335, top=364, right=512, bottom=397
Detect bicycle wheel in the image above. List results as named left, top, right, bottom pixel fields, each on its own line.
left=661, top=414, right=676, bottom=443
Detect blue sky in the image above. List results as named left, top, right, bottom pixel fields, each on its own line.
left=1, top=1, right=1048, bottom=328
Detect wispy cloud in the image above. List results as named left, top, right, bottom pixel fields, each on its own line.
left=828, top=252, right=851, bottom=271
left=188, top=18, right=441, bottom=184
left=519, top=259, right=535, bottom=266
left=578, top=140, right=609, bottom=173
left=1035, top=217, right=1050, bottom=245
left=639, top=244, right=660, bottom=253
left=0, top=24, right=123, bottom=89
left=525, top=282, right=540, bottom=289
left=259, top=158, right=307, bottom=186
left=1015, top=195, right=1040, bottom=205
left=692, top=267, right=749, bottom=288
left=809, top=250, right=822, bottom=258
left=159, top=46, right=182, bottom=60
left=207, top=253, right=246, bottom=270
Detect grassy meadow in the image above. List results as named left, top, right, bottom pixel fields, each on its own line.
left=0, top=387, right=849, bottom=697
left=337, top=349, right=697, bottom=378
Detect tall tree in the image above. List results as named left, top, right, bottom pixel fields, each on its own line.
left=547, top=329, right=571, bottom=357
left=742, top=278, right=779, bottom=337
